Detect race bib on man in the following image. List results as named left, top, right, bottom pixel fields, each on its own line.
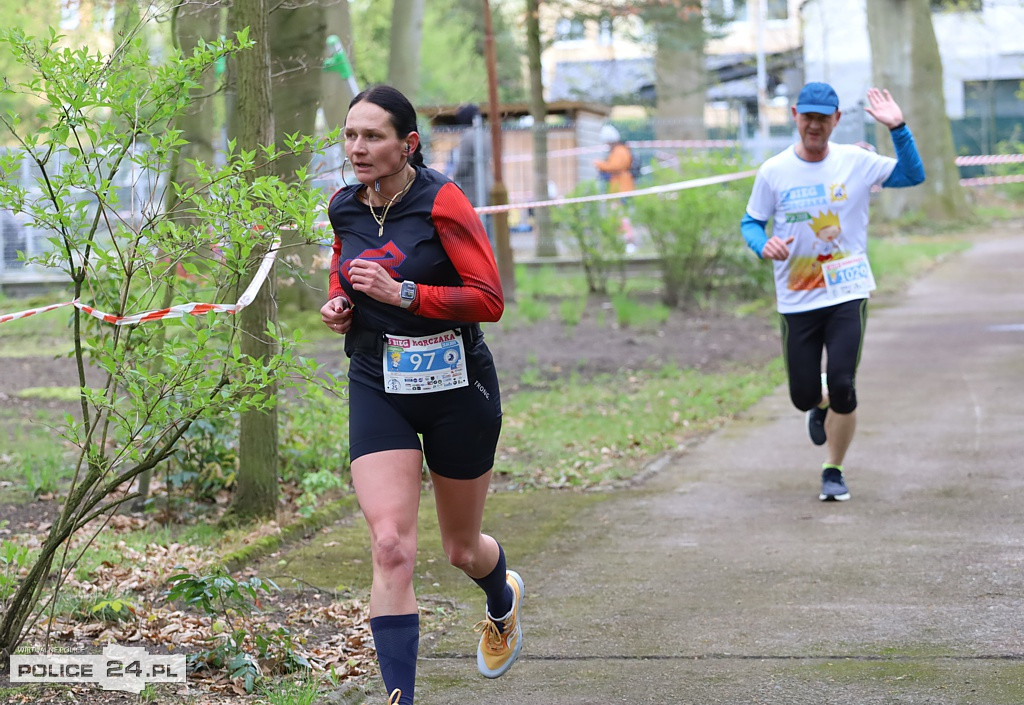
left=382, top=330, right=469, bottom=394
left=823, top=254, right=876, bottom=298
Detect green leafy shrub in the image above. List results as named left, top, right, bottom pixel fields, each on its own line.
left=550, top=180, right=629, bottom=294
left=279, top=379, right=349, bottom=484
left=630, top=152, right=767, bottom=308
left=166, top=569, right=307, bottom=693
left=0, top=27, right=332, bottom=661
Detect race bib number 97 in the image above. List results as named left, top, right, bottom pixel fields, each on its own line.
left=823, top=254, right=876, bottom=298
left=383, top=330, right=469, bottom=394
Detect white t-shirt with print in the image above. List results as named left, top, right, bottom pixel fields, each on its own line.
left=746, top=142, right=896, bottom=314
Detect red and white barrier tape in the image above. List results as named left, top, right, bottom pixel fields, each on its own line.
left=476, top=169, right=758, bottom=215
left=955, top=154, right=1024, bottom=166
left=1, top=238, right=280, bottom=327
left=0, top=300, right=77, bottom=325
left=959, top=174, right=1024, bottom=187
left=4, top=155, right=1022, bottom=326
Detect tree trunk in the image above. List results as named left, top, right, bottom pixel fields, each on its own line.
left=270, top=1, right=326, bottom=182
left=388, top=0, right=424, bottom=100
left=526, top=0, right=555, bottom=257
left=652, top=11, right=705, bottom=140
left=271, top=0, right=327, bottom=312
left=227, top=0, right=279, bottom=522
left=322, top=0, right=357, bottom=127
left=866, top=0, right=967, bottom=220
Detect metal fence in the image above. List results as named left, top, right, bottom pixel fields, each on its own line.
left=0, top=146, right=164, bottom=286
left=3, top=114, right=1019, bottom=291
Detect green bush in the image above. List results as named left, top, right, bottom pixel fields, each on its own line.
left=630, top=152, right=767, bottom=308
left=279, top=379, right=350, bottom=487
left=550, top=180, right=628, bottom=294
left=166, top=570, right=307, bottom=693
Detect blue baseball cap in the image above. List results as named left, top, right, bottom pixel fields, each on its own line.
left=795, top=82, right=839, bottom=115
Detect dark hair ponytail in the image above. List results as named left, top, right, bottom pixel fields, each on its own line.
left=349, top=84, right=425, bottom=167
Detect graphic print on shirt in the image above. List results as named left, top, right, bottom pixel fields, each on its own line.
left=789, top=209, right=847, bottom=291
left=778, top=181, right=849, bottom=292
left=339, top=240, right=407, bottom=284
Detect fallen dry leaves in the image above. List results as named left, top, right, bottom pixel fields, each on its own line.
left=7, top=512, right=379, bottom=702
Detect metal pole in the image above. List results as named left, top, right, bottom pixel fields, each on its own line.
left=482, top=0, right=515, bottom=300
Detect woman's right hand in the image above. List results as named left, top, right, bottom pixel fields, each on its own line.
left=321, top=296, right=353, bottom=335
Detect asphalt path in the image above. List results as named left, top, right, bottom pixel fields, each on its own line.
left=416, top=231, right=1024, bottom=705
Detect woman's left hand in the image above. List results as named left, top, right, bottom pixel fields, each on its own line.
left=348, top=258, right=404, bottom=307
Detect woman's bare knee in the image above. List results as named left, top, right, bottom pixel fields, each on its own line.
left=371, top=531, right=416, bottom=579
left=443, top=537, right=481, bottom=573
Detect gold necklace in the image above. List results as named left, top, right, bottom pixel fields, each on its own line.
left=367, top=171, right=416, bottom=238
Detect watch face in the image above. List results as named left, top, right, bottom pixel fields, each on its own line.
left=402, top=281, right=415, bottom=300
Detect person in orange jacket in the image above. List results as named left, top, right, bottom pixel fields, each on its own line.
left=594, top=124, right=635, bottom=193
left=593, top=124, right=637, bottom=251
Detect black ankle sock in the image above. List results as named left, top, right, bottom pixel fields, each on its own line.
left=472, top=544, right=513, bottom=619
left=369, top=613, right=419, bottom=705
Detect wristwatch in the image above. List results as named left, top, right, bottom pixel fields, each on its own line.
left=399, top=280, right=417, bottom=309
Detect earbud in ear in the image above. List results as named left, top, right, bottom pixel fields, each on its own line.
left=404, top=144, right=411, bottom=153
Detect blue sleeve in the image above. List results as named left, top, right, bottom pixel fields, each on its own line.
left=882, top=125, right=925, bottom=188
left=741, top=213, right=769, bottom=259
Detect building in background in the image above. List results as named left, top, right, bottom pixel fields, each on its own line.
left=802, top=0, right=1024, bottom=153
left=540, top=1, right=806, bottom=145
left=539, top=0, right=1023, bottom=155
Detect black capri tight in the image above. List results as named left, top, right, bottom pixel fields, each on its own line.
left=780, top=298, right=868, bottom=415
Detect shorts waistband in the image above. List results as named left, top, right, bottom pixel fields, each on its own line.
left=345, top=324, right=483, bottom=358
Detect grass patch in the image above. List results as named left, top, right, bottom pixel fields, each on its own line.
left=0, top=409, right=76, bottom=496
left=514, top=264, right=589, bottom=299
left=15, top=386, right=80, bottom=402
left=558, top=296, right=587, bottom=327
left=514, top=294, right=550, bottom=324
left=498, top=358, right=785, bottom=488
left=610, top=292, right=671, bottom=328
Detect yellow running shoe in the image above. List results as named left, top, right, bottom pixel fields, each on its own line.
left=474, top=570, right=524, bottom=678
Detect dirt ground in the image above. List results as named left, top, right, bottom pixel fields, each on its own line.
left=0, top=297, right=780, bottom=403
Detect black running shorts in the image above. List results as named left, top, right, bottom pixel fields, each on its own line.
left=347, top=349, right=502, bottom=480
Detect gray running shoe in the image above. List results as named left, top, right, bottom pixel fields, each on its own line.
left=819, top=466, right=850, bottom=501
left=806, top=406, right=828, bottom=446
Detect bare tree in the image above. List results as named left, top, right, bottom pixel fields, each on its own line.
left=549, top=1, right=708, bottom=138
left=388, top=0, right=425, bottom=100
left=866, top=0, right=968, bottom=220
left=226, top=0, right=279, bottom=521
left=270, top=0, right=327, bottom=182
left=649, top=5, right=706, bottom=140
left=270, top=0, right=328, bottom=312
left=526, top=0, right=556, bottom=256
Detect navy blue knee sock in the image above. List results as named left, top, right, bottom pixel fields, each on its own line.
left=369, top=613, right=419, bottom=705
left=472, top=544, right=513, bottom=619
